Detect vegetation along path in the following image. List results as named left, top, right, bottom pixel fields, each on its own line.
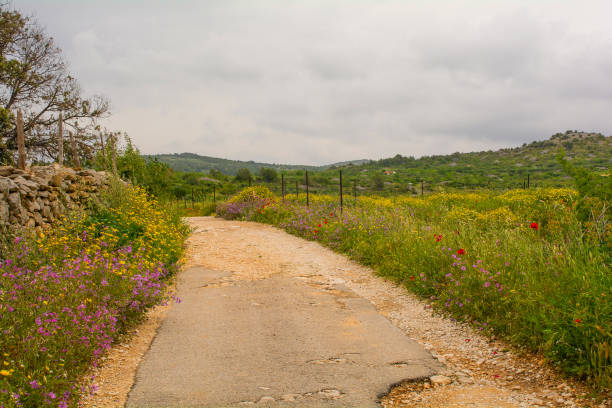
left=107, top=217, right=602, bottom=408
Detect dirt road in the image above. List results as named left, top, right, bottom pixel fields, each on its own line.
left=126, top=218, right=441, bottom=407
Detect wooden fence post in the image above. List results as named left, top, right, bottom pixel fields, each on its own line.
left=339, top=169, right=343, bottom=214
left=305, top=170, right=309, bottom=207
left=281, top=174, right=285, bottom=201
left=110, top=134, right=117, bottom=175
left=421, top=180, right=424, bottom=196
left=16, top=109, right=26, bottom=170
left=527, top=173, right=530, bottom=188
left=57, top=112, right=63, bottom=166
left=213, top=185, right=216, bottom=202
left=99, top=133, right=107, bottom=170
left=69, top=131, right=81, bottom=168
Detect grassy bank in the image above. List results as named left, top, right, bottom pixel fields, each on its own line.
left=0, top=182, right=188, bottom=408
left=218, top=186, right=611, bottom=391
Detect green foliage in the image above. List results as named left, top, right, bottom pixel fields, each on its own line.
left=235, top=167, right=252, bottom=182
left=148, top=132, right=611, bottom=197
left=259, top=167, right=278, bottom=182
left=372, top=172, right=384, bottom=190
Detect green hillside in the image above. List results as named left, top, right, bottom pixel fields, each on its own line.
left=148, top=153, right=370, bottom=175
left=149, top=131, right=610, bottom=196
left=314, top=131, right=611, bottom=193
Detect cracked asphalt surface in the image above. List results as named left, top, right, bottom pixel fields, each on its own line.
left=126, top=218, right=441, bottom=407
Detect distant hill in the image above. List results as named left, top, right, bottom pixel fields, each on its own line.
left=325, top=131, right=611, bottom=191
left=149, top=131, right=610, bottom=191
left=147, top=153, right=369, bottom=175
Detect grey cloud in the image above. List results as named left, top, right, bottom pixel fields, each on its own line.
left=16, top=0, right=612, bottom=164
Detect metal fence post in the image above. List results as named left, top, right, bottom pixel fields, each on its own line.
left=305, top=170, right=309, bottom=207
left=339, top=169, right=343, bottom=214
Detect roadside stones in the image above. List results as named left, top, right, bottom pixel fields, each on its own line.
left=430, top=375, right=452, bottom=386
left=0, top=165, right=109, bottom=230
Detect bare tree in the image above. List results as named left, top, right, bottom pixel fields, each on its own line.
left=0, top=5, right=109, bottom=164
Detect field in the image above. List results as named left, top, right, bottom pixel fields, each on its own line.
left=217, top=186, right=611, bottom=391
left=0, top=182, right=187, bottom=408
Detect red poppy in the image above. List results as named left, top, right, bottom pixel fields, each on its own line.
left=409, top=276, right=415, bottom=281
left=318, top=224, right=322, bottom=228
left=457, top=248, right=466, bottom=255
left=314, top=230, right=318, bottom=234
left=574, top=318, right=581, bottom=324
left=435, top=234, right=443, bottom=242
left=324, top=219, right=328, bottom=224
left=530, top=222, right=539, bottom=230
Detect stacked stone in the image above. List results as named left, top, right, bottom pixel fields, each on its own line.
left=0, top=165, right=109, bottom=229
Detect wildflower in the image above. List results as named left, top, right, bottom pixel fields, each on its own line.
left=318, top=224, right=322, bottom=228
left=48, top=392, right=56, bottom=399
left=435, top=234, right=443, bottom=242
left=457, top=248, right=466, bottom=255
left=530, top=222, right=538, bottom=230
left=574, top=318, right=581, bottom=324
left=0, top=370, right=10, bottom=376
left=29, top=380, right=40, bottom=389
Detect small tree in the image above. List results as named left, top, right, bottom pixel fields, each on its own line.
left=372, top=172, right=384, bottom=190
left=259, top=167, right=278, bottom=182
left=235, top=168, right=252, bottom=182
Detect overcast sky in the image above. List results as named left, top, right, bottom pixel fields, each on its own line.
left=16, top=0, right=612, bottom=164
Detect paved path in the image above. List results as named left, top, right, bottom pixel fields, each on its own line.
left=126, top=218, right=441, bottom=407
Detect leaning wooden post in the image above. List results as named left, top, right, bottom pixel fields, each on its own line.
left=110, top=134, right=117, bottom=175
left=57, top=112, right=63, bottom=166
left=305, top=170, right=309, bottom=207
left=16, top=110, right=26, bottom=170
left=69, top=131, right=81, bottom=168
left=99, top=133, right=107, bottom=170
left=339, top=169, right=343, bottom=215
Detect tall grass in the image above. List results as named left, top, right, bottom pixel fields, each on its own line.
left=218, top=187, right=611, bottom=391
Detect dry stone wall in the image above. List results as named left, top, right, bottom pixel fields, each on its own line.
left=0, top=165, right=109, bottom=229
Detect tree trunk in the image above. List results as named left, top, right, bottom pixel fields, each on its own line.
left=57, top=112, right=63, bottom=166
left=16, top=110, right=26, bottom=170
